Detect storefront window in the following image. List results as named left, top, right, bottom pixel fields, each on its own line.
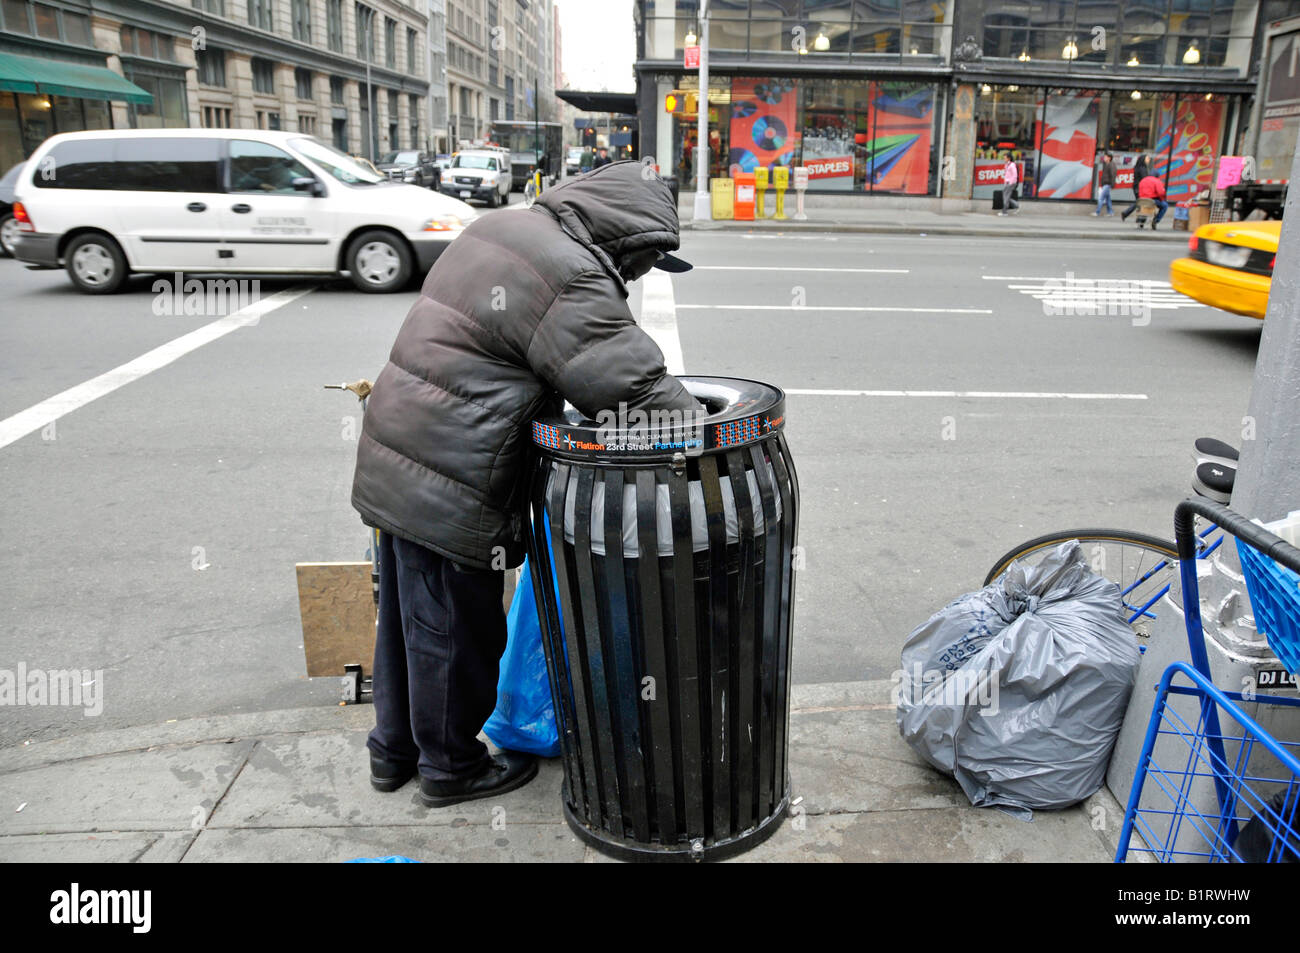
left=673, top=74, right=940, bottom=194
left=974, top=85, right=1039, bottom=199
left=0, top=93, right=23, bottom=170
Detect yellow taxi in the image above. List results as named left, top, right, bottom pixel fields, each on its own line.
left=1170, top=220, right=1281, bottom=319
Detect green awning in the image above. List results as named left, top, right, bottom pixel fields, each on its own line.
left=0, top=51, right=152, bottom=105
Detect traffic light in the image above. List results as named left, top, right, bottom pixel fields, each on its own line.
left=684, top=91, right=698, bottom=115
left=665, top=92, right=680, bottom=113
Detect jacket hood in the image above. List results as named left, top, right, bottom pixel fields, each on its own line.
left=533, top=160, right=680, bottom=293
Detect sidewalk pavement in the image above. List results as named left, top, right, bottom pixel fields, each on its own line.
left=678, top=201, right=1189, bottom=242
left=0, top=680, right=1128, bottom=863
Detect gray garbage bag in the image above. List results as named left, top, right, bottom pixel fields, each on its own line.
left=896, top=540, right=1140, bottom=813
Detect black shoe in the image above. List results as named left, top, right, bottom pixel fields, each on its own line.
left=418, top=751, right=539, bottom=808
left=1121, top=209, right=1132, bottom=221
left=370, top=754, right=418, bottom=792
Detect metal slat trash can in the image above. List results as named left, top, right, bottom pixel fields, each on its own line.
left=524, top=377, right=798, bottom=861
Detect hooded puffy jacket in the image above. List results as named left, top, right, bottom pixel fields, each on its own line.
left=351, top=160, right=697, bottom=569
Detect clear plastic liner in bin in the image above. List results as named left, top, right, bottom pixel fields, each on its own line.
left=548, top=467, right=781, bottom=556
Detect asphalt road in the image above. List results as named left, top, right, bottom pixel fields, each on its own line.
left=0, top=225, right=1262, bottom=745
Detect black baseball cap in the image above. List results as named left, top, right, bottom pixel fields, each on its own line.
left=654, top=251, right=692, bottom=273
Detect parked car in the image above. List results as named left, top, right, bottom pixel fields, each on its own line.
left=440, top=150, right=511, bottom=208
left=1170, top=221, right=1280, bottom=319
left=0, top=161, right=24, bottom=257
left=376, top=150, right=439, bottom=188
left=11, top=129, right=476, bottom=294
left=565, top=146, right=583, bottom=176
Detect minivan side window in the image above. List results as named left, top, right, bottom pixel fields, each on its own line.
left=115, top=138, right=223, bottom=192
left=229, top=140, right=314, bottom=194
left=32, top=138, right=222, bottom=191
left=31, top=139, right=118, bottom=189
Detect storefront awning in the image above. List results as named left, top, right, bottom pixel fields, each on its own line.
left=557, top=89, right=638, bottom=115
left=0, top=51, right=152, bottom=105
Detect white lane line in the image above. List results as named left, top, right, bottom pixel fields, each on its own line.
left=676, top=304, right=994, bottom=314
left=0, top=285, right=315, bottom=451
left=786, top=389, right=1148, bottom=400
left=690, top=266, right=909, bottom=274
left=640, top=270, right=685, bottom=375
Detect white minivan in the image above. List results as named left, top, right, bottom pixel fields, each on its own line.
left=11, top=128, right=478, bottom=294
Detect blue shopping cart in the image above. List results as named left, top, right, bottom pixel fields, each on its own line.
left=1116, top=498, right=1300, bottom=863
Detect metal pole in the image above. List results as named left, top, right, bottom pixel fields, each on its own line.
left=692, top=2, right=711, bottom=221
left=535, top=74, right=540, bottom=188
left=1229, top=141, right=1300, bottom=523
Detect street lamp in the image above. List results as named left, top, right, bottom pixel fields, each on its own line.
left=1183, top=41, right=1200, bottom=65
left=1131, top=89, right=1142, bottom=100
left=684, top=27, right=697, bottom=47
left=1062, top=37, right=1078, bottom=60
left=1127, top=54, right=1140, bottom=67
left=813, top=31, right=829, bottom=52
left=1018, top=50, right=1030, bottom=62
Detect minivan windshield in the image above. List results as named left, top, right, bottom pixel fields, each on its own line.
left=380, top=151, right=420, bottom=165
left=452, top=154, right=496, bottom=170
left=291, top=138, right=386, bottom=185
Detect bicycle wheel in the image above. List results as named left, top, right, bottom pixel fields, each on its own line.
left=984, top=530, right=1181, bottom=644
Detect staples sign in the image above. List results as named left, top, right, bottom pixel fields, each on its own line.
left=804, top=156, right=853, bottom=180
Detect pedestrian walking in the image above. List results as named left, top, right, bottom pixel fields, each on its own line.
left=1136, top=172, right=1168, bottom=229
left=1120, top=154, right=1151, bottom=221
left=1093, top=152, right=1115, bottom=216
left=352, top=161, right=698, bottom=808
left=998, top=154, right=1020, bottom=216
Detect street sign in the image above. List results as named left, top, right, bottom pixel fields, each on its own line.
left=684, top=45, right=700, bottom=69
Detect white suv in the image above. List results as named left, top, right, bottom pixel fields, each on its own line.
left=10, top=129, right=477, bottom=294
left=440, top=150, right=512, bottom=208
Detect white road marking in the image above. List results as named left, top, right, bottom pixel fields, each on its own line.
left=786, top=389, right=1149, bottom=400
left=0, top=285, right=315, bottom=451
left=689, top=266, right=909, bottom=274
left=640, top=270, right=685, bottom=375
left=676, top=304, right=994, bottom=314
left=984, top=274, right=1204, bottom=313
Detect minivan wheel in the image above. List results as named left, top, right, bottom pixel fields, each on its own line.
left=0, top=213, right=19, bottom=258
left=65, top=233, right=128, bottom=294
left=345, top=230, right=412, bottom=293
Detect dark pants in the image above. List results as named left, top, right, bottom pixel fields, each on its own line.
left=367, top=531, right=507, bottom=781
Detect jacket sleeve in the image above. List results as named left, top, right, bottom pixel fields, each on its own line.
left=526, top=269, right=700, bottom=420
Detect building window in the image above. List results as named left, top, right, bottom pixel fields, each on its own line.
left=330, top=75, right=346, bottom=104
left=252, top=58, right=276, bottom=94
left=192, top=0, right=226, bottom=15
left=327, top=0, right=343, bottom=51
left=62, top=11, right=91, bottom=45
left=202, top=105, right=233, bottom=127
left=121, top=26, right=176, bottom=61
left=292, top=0, right=311, bottom=42
left=195, top=47, right=227, bottom=87
left=356, top=3, right=373, bottom=59
left=1, top=0, right=31, bottom=33
left=333, top=117, right=348, bottom=151
left=299, top=114, right=317, bottom=134
left=249, top=0, right=273, bottom=32
left=408, top=27, right=418, bottom=74
left=127, top=74, right=189, bottom=128
left=385, top=17, right=397, bottom=68
left=295, top=68, right=313, bottom=100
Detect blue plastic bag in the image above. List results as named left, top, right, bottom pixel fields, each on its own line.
left=483, top=556, right=560, bottom=757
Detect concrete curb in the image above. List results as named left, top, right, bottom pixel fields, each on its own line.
left=0, top=680, right=895, bottom=772
left=681, top=221, right=1188, bottom=242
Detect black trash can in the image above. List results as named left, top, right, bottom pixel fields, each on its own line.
left=524, top=377, right=799, bottom=861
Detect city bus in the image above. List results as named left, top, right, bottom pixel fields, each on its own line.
left=489, top=120, right=563, bottom=191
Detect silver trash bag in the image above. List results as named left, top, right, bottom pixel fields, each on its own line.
left=896, top=540, right=1141, bottom=813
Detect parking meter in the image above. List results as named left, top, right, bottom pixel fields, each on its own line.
left=793, top=166, right=809, bottom=221
left=773, top=166, right=789, bottom=220
left=754, top=166, right=769, bottom=219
